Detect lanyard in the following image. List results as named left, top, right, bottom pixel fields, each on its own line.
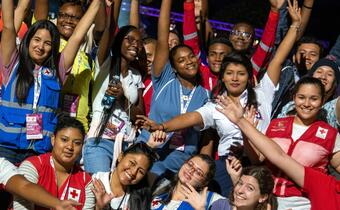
left=143, top=81, right=153, bottom=97
left=33, top=67, right=42, bottom=112
left=50, top=156, right=73, bottom=200
left=179, top=84, right=196, bottom=114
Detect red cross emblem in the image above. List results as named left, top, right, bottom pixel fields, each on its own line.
left=43, top=68, right=52, bottom=77
left=67, top=187, right=81, bottom=202
left=316, top=127, right=328, bottom=139
left=70, top=189, right=79, bottom=198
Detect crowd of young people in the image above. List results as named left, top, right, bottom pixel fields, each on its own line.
left=0, top=0, right=339, bottom=209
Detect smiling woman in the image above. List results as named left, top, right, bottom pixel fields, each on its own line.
left=150, top=154, right=226, bottom=210
left=0, top=0, right=101, bottom=165
left=91, top=141, right=160, bottom=210
left=13, top=116, right=95, bottom=210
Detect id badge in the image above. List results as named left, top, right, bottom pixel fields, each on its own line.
left=103, top=114, right=125, bottom=138
left=63, top=94, right=80, bottom=117
left=26, top=113, right=43, bottom=140
left=169, top=130, right=186, bottom=151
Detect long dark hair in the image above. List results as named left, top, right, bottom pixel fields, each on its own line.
left=16, top=20, right=60, bottom=105
left=118, top=142, right=158, bottom=210
left=95, top=25, right=140, bottom=143
left=211, top=52, right=257, bottom=109
left=157, top=154, right=216, bottom=205
left=229, top=166, right=277, bottom=210
left=169, top=44, right=202, bottom=85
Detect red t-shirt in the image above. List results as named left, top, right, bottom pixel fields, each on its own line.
left=303, top=167, right=340, bottom=210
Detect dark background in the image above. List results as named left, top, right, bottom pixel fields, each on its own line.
left=143, top=0, right=340, bottom=51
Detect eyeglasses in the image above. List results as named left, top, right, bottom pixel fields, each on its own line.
left=58, top=12, right=82, bottom=22
left=230, top=30, right=253, bottom=40
left=124, top=36, right=143, bottom=48
left=184, top=160, right=205, bottom=179
left=125, top=142, right=159, bottom=162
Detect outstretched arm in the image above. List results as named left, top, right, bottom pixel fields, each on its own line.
left=251, top=0, right=284, bottom=78
left=7, top=175, right=79, bottom=209
left=14, top=0, right=31, bottom=33
left=216, top=95, right=305, bottom=187
left=152, top=0, right=172, bottom=77
left=129, top=0, right=140, bottom=28
left=297, top=0, right=314, bottom=39
left=62, top=0, right=102, bottom=71
left=33, top=0, right=48, bottom=21
left=183, top=0, right=200, bottom=56
left=136, top=111, right=204, bottom=132
left=1, top=0, right=17, bottom=66
left=97, top=0, right=116, bottom=66
left=267, top=0, right=301, bottom=86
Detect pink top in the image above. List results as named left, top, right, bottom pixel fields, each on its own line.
left=1, top=49, right=71, bottom=87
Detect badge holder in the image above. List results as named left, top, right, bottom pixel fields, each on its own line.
left=26, top=69, right=43, bottom=140
left=63, top=93, right=80, bottom=117
left=103, top=114, right=125, bottom=138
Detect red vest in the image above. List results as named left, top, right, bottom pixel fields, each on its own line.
left=266, top=116, right=337, bottom=197
left=26, top=153, right=92, bottom=210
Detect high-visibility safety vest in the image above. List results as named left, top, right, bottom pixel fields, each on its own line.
left=0, top=63, right=60, bottom=153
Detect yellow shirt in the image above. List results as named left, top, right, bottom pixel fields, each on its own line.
left=59, top=38, right=93, bottom=132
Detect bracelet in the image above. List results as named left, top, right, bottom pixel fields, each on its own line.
left=290, top=25, right=301, bottom=30
left=303, top=4, right=313, bottom=9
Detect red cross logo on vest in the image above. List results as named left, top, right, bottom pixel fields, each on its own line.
left=43, top=68, right=52, bottom=77
left=68, top=187, right=81, bottom=202
left=316, top=127, right=328, bottom=139
left=150, top=198, right=162, bottom=209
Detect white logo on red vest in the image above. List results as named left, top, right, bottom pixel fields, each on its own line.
left=43, top=68, right=53, bottom=77
left=316, top=127, right=328, bottom=139
left=67, top=187, right=81, bottom=202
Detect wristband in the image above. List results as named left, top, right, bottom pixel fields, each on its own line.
left=303, top=4, right=313, bottom=9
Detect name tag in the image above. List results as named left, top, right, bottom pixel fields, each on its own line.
left=103, top=114, right=125, bottom=138
left=26, top=113, right=43, bottom=140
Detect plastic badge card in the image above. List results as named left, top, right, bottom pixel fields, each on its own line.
left=63, top=94, right=80, bottom=117
left=26, top=113, right=43, bottom=140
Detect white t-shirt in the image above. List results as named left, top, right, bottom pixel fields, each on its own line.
left=196, top=73, right=277, bottom=156
left=87, top=56, right=144, bottom=139
left=92, top=172, right=131, bottom=209
left=291, top=123, right=309, bottom=141
left=0, top=157, right=18, bottom=185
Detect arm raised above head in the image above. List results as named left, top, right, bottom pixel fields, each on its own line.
left=152, top=0, right=172, bottom=78
left=1, top=0, right=17, bottom=66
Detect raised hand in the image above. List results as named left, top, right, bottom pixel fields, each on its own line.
left=215, top=95, right=244, bottom=124
left=91, top=178, right=115, bottom=209
left=226, top=156, right=242, bottom=185
left=147, top=130, right=167, bottom=148
left=287, top=0, right=302, bottom=26
left=179, top=184, right=207, bottom=210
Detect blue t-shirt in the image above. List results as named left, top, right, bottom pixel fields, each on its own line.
left=138, top=61, right=209, bottom=154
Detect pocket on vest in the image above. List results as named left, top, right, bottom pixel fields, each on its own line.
left=40, top=79, right=61, bottom=108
